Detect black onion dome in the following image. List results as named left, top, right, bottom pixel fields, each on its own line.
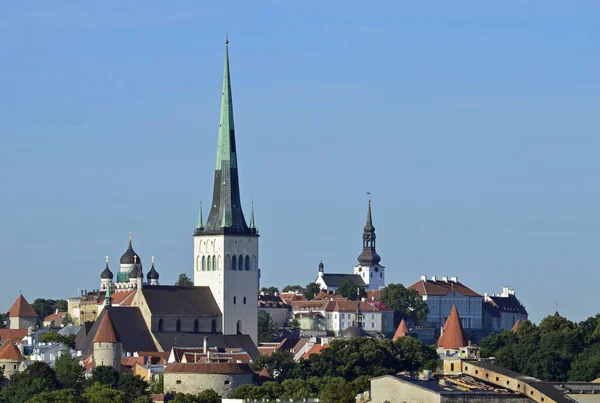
left=147, top=263, right=159, bottom=280
left=101, top=262, right=113, bottom=279
left=342, top=325, right=368, bottom=338
left=120, top=239, right=142, bottom=265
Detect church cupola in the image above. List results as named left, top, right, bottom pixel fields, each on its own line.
left=357, top=199, right=381, bottom=266
left=118, top=232, right=142, bottom=284
left=120, top=233, right=142, bottom=265
left=318, top=260, right=325, bottom=276
left=100, top=256, right=113, bottom=291
left=147, top=256, right=160, bottom=286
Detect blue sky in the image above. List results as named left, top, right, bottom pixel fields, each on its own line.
left=1, top=2, right=599, bottom=323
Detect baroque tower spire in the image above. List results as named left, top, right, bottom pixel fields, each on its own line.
left=357, top=198, right=381, bottom=266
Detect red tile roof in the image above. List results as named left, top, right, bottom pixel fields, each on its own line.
left=392, top=319, right=410, bottom=341
left=43, top=311, right=66, bottom=322
left=98, top=290, right=137, bottom=306
left=300, top=343, right=329, bottom=360
left=510, top=320, right=521, bottom=333
left=280, top=292, right=306, bottom=305
left=437, top=305, right=469, bottom=349
left=92, top=310, right=120, bottom=343
left=313, top=291, right=347, bottom=300
left=369, top=300, right=394, bottom=311
left=0, top=342, right=24, bottom=360
left=0, top=329, right=28, bottom=341
left=258, top=367, right=272, bottom=379
left=324, top=300, right=379, bottom=312
left=7, top=294, right=38, bottom=318
left=365, top=290, right=381, bottom=301
left=408, top=279, right=481, bottom=297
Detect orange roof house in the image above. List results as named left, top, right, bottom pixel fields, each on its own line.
left=392, top=319, right=410, bottom=341
left=437, top=305, right=469, bottom=350
left=7, top=294, right=38, bottom=318
left=0, top=342, right=24, bottom=361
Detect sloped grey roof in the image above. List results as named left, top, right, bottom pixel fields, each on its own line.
left=320, top=274, right=366, bottom=287
left=58, top=326, right=81, bottom=336
left=153, top=332, right=259, bottom=359
left=141, top=286, right=221, bottom=317
left=76, top=307, right=157, bottom=356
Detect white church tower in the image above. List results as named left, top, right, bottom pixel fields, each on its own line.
left=353, top=199, right=386, bottom=290
left=193, top=38, right=259, bottom=344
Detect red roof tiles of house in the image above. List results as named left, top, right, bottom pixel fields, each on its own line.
left=0, top=342, right=24, bottom=361
left=98, top=290, right=137, bottom=306
left=7, top=294, right=38, bottom=318
left=408, top=278, right=481, bottom=297
left=44, top=311, right=66, bottom=323
left=438, top=305, right=469, bottom=349
left=392, top=319, right=410, bottom=341
left=164, top=362, right=253, bottom=374
left=0, top=329, right=28, bottom=341
left=312, top=291, right=347, bottom=300
left=365, top=289, right=381, bottom=301
left=324, top=300, right=379, bottom=312
left=92, top=310, right=120, bottom=343
left=301, top=343, right=329, bottom=360
left=511, top=319, right=521, bottom=333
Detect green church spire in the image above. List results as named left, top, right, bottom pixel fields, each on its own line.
left=105, top=283, right=112, bottom=307
left=249, top=199, right=256, bottom=229
left=215, top=35, right=237, bottom=171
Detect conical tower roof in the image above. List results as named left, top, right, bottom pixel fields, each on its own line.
left=93, top=309, right=120, bottom=343
left=392, top=318, right=410, bottom=341
left=0, top=342, right=24, bottom=361
left=7, top=294, right=38, bottom=318
left=510, top=319, right=521, bottom=333
left=437, top=305, right=469, bottom=349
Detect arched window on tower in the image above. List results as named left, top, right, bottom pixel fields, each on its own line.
left=212, top=255, right=216, bottom=271
left=245, top=256, right=250, bottom=271
left=237, top=320, right=242, bottom=334
left=238, top=255, right=243, bottom=270
left=232, top=255, right=237, bottom=271
left=158, top=319, right=163, bottom=332
left=202, top=256, right=206, bottom=271
left=176, top=319, right=181, bottom=332
left=233, top=296, right=237, bottom=305
left=193, top=319, right=199, bottom=333
left=211, top=319, right=217, bottom=333
left=243, top=297, right=247, bottom=304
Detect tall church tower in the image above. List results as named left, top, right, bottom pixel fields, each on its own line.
left=194, top=38, right=259, bottom=344
left=353, top=199, right=385, bottom=289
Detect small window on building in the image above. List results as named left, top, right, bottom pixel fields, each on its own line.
left=14, top=365, right=17, bottom=369
left=243, top=297, right=247, bottom=305
left=224, top=380, right=230, bottom=385
left=496, top=377, right=500, bottom=381
left=176, top=380, right=181, bottom=385
left=176, top=319, right=181, bottom=332
left=475, top=370, right=478, bottom=374
left=370, top=272, right=373, bottom=277
left=450, top=363, right=455, bottom=371
left=371, top=323, right=375, bottom=328
left=233, top=297, right=237, bottom=304
left=158, top=319, right=163, bottom=332
left=380, top=273, right=382, bottom=278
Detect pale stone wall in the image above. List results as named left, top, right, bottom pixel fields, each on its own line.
left=8, top=316, right=37, bottom=330
left=0, top=359, right=23, bottom=379
left=194, top=235, right=259, bottom=344
left=354, top=264, right=386, bottom=290
left=371, top=375, right=441, bottom=403
left=93, top=342, right=121, bottom=372
left=164, top=372, right=254, bottom=397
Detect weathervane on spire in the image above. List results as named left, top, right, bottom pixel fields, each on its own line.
left=367, top=191, right=371, bottom=203
left=129, top=231, right=132, bottom=242
left=225, top=33, right=229, bottom=45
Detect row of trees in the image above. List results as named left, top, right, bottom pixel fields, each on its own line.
left=480, top=314, right=600, bottom=382
left=230, top=337, right=439, bottom=403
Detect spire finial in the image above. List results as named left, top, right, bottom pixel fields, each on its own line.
left=134, top=255, right=137, bottom=264
left=249, top=199, right=256, bottom=229
left=152, top=256, right=155, bottom=265
left=225, top=33, right=229, bottom=45
left=367, top=191, right=371, bottom=203
left=197, top=202, right=204, bottom=229
left=105, top=256, right=109, bottom=264
left=129, top=231, right=132, bottom=244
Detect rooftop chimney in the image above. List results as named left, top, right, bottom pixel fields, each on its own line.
left=431, top=276, right=437, bottom=282
left=450, top=276, right=458, bottom=283
left=442, top=276, right=448, bottom=282
left=420, top=275, right=427, bottom=281
left=203, top=336, right=209, bottom=355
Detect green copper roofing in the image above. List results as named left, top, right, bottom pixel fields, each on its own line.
left=215, top=40, right=237, bottom=171
left=105, top=285, right=112, bottom=307
left=197, top=202, right=204, bottom=229
left=249, top=199, right=256, bottom=229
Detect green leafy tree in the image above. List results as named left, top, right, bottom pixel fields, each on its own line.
left=0, top=362, right=59, bottom=403
left=259, top=286, right=279, bottom=295
left=289, top=318, right=300, bottom=330
left=37, top=331, right=76, bottom=348
left=55, top=300, right=68, bottom=312
left=0, top=313, right=7, bottom=329
left=258, top=311, right=277, bottom=342
left=148, top=376, right=164, bottom=394
left=83, top=382, right=125, bottom=403
left=32, top=299, right=58, bottom=319
left=24, top=389, right=80, bottom=403
left=279, top=378, right=316, bottom=400
left=54, top=351, right=84, bottom=392
left=319, top=378, right=356, bottom=403
left=175, top=273, right=194, bottom=287
left=89, top=366, right=119, bottom=389
left=131, top=396, right=153, bottom=403
left=117, top=374, right=149, bottom=401
left=251, top=351, right=296, bottom=380
left=281, top=285, right=303, bottom=293
left=393, top=336, right=439, bottom=371
left=196, top=389, right=221, bottom=403
left=62, top=313, right=75, bottom=326
left=303, top=283, right=322, bottom=301
left=380, top=283, right=429, bottom=325
left=228, top=385, right=260, bottom=400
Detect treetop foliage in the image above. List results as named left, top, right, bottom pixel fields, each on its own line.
left=175, top=273, right=194, bottom=287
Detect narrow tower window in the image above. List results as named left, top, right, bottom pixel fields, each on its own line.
left=232, top=255, right=237, bottom=271
left=212, top=255, right=216, bottom=271
left=194, top=319, right=199, bottom=333
left=158, top=319, right=163, bottom=332
left=245, top=255, right=250, bottom=270
left=211, top=319, right=217, bottom=333
left=176, top=319, right=181, bottom=332
left=238, top=255, right=243, bottom=270
left=237, top=320, right=242, bottom=334
left=202, top=256, right=206, bottom=271
left=243, top=297, right=247, bottom=304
